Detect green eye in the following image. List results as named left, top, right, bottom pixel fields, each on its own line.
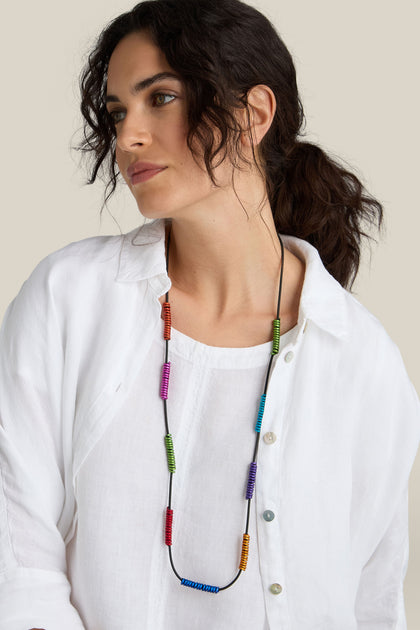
left=107, top=92, right=175, bottom=125
left=109, top=110, right=125, bottom=124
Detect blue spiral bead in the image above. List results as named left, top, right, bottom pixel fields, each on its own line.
left=255, top=394, right=266, bottom=433
left=181, top=578, right=219, bottom=593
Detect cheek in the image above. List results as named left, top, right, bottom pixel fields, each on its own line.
left=174, top=131, right=210, bottom=177
left=115, top=147, right=126, bottom=180
left=160, top=121, right=189, bottom=157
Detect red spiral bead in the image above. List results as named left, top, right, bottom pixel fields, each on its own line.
left=165, top=507, right=174, bottom=546
left=162, top=302, right=171, bottom=340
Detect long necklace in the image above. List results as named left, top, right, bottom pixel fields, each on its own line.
left=160, top=227, right=285, bottom=593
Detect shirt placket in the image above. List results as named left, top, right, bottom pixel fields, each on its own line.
left=255, top=324, right=305, bottom=629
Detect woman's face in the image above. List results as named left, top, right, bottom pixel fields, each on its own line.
left=106, top=30, right=232, bottom=220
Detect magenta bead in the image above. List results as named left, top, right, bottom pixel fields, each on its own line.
left=160, top=362, right=171, bottom=399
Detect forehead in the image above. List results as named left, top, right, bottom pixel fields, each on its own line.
left=107, top=31, right=172, bottom=87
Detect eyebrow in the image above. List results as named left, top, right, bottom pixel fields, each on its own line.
left=105, top=72, right=181, bottom=103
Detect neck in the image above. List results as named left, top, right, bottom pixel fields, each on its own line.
left=165, top=194, right=283, bottom=320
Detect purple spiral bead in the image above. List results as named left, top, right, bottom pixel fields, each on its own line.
left=160, top=362, right=171, bottom=400
left=246, top=462, right=257, bottom=499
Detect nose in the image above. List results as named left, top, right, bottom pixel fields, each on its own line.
left=115, top=111, right=153, bottom=153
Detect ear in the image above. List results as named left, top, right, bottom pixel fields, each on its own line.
left=239, top=84, right=276, bottom=148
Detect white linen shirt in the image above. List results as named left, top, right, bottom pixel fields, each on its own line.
left=0, top=218, right=419, bottom=630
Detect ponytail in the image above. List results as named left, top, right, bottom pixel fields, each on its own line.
left=265, top=141, right=383, bottom=290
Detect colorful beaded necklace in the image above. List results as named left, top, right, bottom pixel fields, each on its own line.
left=160, top=227, right=285, bottom=593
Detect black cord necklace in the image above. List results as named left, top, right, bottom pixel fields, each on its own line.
left=159, top=227, right=285, bottom=593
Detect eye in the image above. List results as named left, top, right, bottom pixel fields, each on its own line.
left=106, top=92, right=176, bottom=125
left=152, top=93, right=176, bottom=107
left=108, top=110, right=125, bottom=125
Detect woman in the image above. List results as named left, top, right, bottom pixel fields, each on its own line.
left=0, top=0, right=419, bottom=628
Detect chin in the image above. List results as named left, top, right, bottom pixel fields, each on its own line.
left=136, top=203, right=172, bottom=221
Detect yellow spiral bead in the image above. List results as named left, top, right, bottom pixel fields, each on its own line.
left=239, top=533, right=250, bottom=571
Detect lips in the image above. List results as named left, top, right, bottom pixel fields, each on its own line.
left=130, top=168, right=166, bottom=185
left=127, top=161, right=167, bottom=179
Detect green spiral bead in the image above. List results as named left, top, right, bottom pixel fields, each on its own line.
left=271, top=318, right=280, bottom=355
left=165, top=433, right=176, bottom=473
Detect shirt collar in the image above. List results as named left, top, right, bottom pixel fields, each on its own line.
left=116, top=219, right=348, bottom=339
left=280, top=234, right=348, bottom=339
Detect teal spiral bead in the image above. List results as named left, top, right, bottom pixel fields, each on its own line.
left=255, top=394, right=266, bottom=432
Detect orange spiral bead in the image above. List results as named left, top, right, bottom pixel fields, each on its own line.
left=239, top=533, right=250, bottom=571
left=162, top=302, right=171, bottom=340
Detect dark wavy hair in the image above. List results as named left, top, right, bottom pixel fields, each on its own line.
left=76, top=0, right=383, bottom=289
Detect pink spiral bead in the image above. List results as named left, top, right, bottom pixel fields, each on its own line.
left=160, top=362, right=171, bottom=400
left=165, top=507, right=173, bottom=546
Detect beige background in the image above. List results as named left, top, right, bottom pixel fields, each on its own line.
left=0, top=0, right=418, bottom=624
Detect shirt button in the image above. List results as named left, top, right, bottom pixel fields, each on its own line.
left=263, top=432, right=277, bottom=445
left=263, top=510, right=275, bottom=522
left=269, top=583, right=283, bottom=595
left=284, top=351, right=294, bottom=363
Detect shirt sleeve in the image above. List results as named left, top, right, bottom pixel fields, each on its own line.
left=352, top=327, right=420, bottom=630
left=355, top=486, right=409, bottom=629
left=0, top=259, right=85, bottom=629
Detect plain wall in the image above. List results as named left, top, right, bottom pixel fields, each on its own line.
left=0, top=0, right=418, bottom=624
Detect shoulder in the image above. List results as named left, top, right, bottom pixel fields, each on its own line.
left=289, top=231, right=417, bottom=405
left=342, top=289, right=391, bottom=342
left=286, top=233, right=403, bottom=363
left=339, top=289, right=419, bottom=441
left=26, top=219, right=165, bottom=291
left=5, top=232, right=127, bottom=325
left=341, top=288, right=404, bottom=369
left=34, top=232, right=124, bottom=284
